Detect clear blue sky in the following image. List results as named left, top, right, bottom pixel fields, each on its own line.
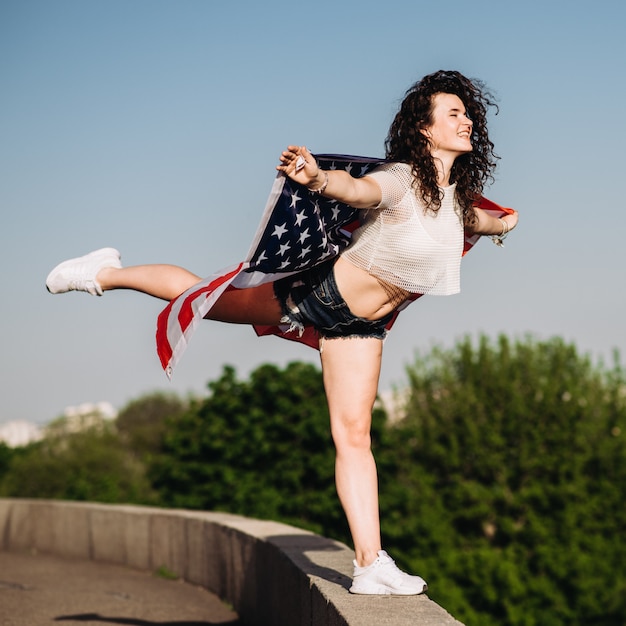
left=2, top=0, right=625, bottom=425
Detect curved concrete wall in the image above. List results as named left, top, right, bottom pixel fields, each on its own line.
left=0, top=499, right=463, bottom=625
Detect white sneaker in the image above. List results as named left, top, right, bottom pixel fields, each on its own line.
left=46, top=248, right=122, bottom=296
left=349, top=550, right=427, bottom=596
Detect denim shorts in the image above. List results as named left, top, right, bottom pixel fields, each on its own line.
left=273, top=260, right=394, bottom=340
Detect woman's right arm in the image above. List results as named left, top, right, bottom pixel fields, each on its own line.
left=277, top=145, right=382, bottom=209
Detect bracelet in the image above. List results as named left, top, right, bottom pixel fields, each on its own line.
left=309, top=171, right=329, bottom=194
left=490, top=218, right=510, bottom=247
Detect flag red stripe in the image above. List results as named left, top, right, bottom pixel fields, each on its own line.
left=156, top=301, right=175, bottom=368
left=156, top=264, right=243, bottom=370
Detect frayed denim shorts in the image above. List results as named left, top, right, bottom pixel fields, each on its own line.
left=273, top=259, right=394, bottom=340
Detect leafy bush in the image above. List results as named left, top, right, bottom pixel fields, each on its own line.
left=1, top=419, right=156, bottom=503
left=377, top=335, right=626, bottom=626
left=149, top=362, right=364, bottom=537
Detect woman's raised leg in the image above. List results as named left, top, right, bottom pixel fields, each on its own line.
left=46, top=247, right=202, bottom=301
left=46, top=247, right=283, bottom=324
left=99, top=265, right=283, bottom=325
left=98, top=265, right=201, bottom=301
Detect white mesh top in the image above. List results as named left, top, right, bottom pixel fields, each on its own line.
left=341, top=162, right=464, bottom=295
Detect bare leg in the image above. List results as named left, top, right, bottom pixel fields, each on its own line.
left=97, top=265, right=202, bottom=301
left=320, top=336, right=384, bottom=568
left=98, top=265, right=284, bottom=326
left=204, top=282, right=283, bottom=325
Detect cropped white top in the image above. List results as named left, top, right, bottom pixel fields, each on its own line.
left=341, top=162, right=464, bottom=295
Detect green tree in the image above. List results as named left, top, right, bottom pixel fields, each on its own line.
left=377, top=335, right=626, bottom=626
left=1, top=418, right=156, bottom=504
left=150, top=361, right=387, bottom=539
left=0, top=442, right=14, bottom=482
left=116, top=391, right=188, bottom=462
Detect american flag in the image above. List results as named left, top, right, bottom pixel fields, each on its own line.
left=156, top=155, right=513, bottom=378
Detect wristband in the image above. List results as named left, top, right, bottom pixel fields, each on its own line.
left=490, top=218, right=510, bottom=247
left=309, top=171, right=329, bottom=194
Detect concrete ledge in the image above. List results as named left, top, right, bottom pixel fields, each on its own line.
left=0, top=499, right=464, bottom=626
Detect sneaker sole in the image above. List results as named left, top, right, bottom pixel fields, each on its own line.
left=349, top=582, right=428, bottom=596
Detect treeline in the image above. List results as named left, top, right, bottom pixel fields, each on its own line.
left=1, top=334, right=624, bottom=626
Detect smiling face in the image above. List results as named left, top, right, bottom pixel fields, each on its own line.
left=422, top=92, right=473, bottom=158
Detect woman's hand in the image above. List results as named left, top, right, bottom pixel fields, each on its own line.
left=276, top=144, right=382, bottom=208
left=276, top=145, right=326, bottom=189
left=500, top=209, right=519, bottom=233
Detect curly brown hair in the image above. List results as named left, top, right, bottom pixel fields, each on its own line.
left=385, top=70, right=499, bottom=229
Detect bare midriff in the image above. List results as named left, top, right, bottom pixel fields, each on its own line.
left=333, top=256, right=411, bottom=321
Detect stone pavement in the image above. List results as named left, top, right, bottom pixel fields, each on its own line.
left=0, top=550, right=241, bottom=626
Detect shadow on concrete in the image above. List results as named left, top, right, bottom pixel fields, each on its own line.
left=54, top=614, right=241, bottom=625
left=268, top=533, right=353, bottom=590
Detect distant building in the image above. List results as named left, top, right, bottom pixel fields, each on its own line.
left=63, top=401, right=117, bottom=420
left=0, top=401, right=118, bottom=448
left=47, top=401, right=119, bottom=435
left=0, top=420, right=43, bottom=448
left=376, top=388, right=409, bottom=423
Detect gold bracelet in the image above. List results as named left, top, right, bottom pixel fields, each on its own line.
left=490, top=218, right=509, bottom=247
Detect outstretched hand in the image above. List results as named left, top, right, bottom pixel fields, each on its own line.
left=276, top=145, right=381, bottom=208
left=276, top=145, right=321, bottom=187
left=502, top=209, right=519, bottom=232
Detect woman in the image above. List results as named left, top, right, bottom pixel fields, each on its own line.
left=46, top=70, right=518, bottom=595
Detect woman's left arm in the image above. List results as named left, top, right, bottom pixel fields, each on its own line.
left=470, top=207, right=519, bottom=236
